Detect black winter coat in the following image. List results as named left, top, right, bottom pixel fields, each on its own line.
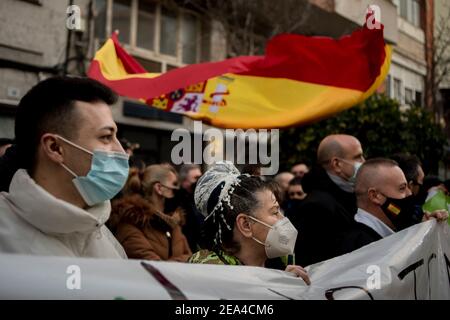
left=336, top=222, right=383, bottom=256
left=286, top=166, right=358, bottom=266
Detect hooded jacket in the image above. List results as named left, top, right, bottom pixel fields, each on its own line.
left=0, top=169, right=126, bottom=258
left=110, top=194, right=192, bottom=262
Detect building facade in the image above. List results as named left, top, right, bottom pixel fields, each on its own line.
left=0, top=0, right=440, bottom=169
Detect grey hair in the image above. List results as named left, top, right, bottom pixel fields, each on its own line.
left=179, top=164, right=201, bottom=182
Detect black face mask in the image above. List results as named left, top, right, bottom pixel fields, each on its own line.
left=413, top=183, right=428, bottom=206
left=380, top=193, right=424, bottom=231
left=164, top=189, right=182, bottom=214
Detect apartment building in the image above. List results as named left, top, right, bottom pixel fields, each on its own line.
left=0, top=0, right=439, bottom=166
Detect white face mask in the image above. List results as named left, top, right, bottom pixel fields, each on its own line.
left=338, top=158, right=363, bottom=183
left=247, top=215, right=298, bottom=259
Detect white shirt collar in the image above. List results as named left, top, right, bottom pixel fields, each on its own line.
left=354, top=208, right=395, bottom=238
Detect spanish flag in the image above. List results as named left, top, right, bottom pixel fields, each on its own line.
left=88, top=24, right=391, bottom=129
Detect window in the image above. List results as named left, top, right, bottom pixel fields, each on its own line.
left=137, top=1, right=156, bottom=50
left=167, top=64, right=178, bottom=71
left=123, top=100, right=183, bottom=124
left=112, top=0, right=132, bottom=44
left=95, top=0, right=203, bottom=70
left=133, top=56, right=162, bottom=72
left=397, top=0, right=421, bottom=27
left=399, top=0, right=408, bottom=19
left=181, top=12, right=198, bottom=64
left=160, top=6, right=178, bottom=56
left=415, top=91, right=422, bottom=107
left=94, top=0, right=107, bottom=40
left=18, top=0, right=42, bottom=5
left=394, top=78, right=402, bottom=102
left=385, top=74, right=392, bottom=98
left=411, top=0, right=420, bottom=27
left=405, top=88, right=413, bottom=105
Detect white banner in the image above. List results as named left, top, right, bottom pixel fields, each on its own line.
left=0, top=220, right=449, bottom=300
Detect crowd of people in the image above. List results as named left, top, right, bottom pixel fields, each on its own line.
left=0, top=76, right=449, bottom=288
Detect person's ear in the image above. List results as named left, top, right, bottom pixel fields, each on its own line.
left=368, top=188, right=383, bottom=205
left=40, top=133, right=64, bottom=164
left=329, top=157, right=341, bottom=172
left=407, top=180, right=415, bottom=192
left=235, top=213, right=253, bottom=238
left=154, top=182, right=163, bottom=196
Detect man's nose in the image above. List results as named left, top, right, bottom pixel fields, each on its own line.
left=405, top=187, right=413, bottom=197
left=113, top=136, right=126, bottom=154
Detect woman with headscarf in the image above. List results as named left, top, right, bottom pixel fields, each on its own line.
left=109, top=164, right=192, bottom=261
left=189, top=161, right=310, bottom=285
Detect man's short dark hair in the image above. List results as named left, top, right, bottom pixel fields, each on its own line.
left=390, top=153, right=422, bottom=183
left=360, top=157, right=398, bottom=169
left=241, top=164, right=262, bottom=176
left=15, top=76, right=118, bottom=171
left=288, top=177, right=303, bottom=186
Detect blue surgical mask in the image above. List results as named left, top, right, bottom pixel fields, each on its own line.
left=58, top=136, right=129, bottom=206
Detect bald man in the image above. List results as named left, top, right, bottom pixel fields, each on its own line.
left=316, top=134, right=365, bottom=191
left=338, top=158, right=448, bottom=255
left=286, top=134, right=365, bottom=266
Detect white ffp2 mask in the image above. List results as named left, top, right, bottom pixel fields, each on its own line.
left=248, top=216, right=298, bottom=259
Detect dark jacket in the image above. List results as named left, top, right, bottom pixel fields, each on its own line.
left=109, top=194, right=192, bottom=262
left=336, top=222, right=383, bottom=256
left=286, top=166, right=357, bottom=266
left=176, top=188, right=205, bottom=252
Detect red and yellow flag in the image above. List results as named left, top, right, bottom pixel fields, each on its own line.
left=88, top=24, right=391, bottom=129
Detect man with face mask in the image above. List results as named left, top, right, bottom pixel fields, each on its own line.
left=390, top=154, right=426, bottom=228
left=286, top=134, right=365, bottom=266
left=390, top=154, right=425, bottom=197
left=338, top=158, right=448, bottom=255
left=0, top=77, right=128, bottom=258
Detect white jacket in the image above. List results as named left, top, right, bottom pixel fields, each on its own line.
left=0, top=169, right=126, bottom=258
